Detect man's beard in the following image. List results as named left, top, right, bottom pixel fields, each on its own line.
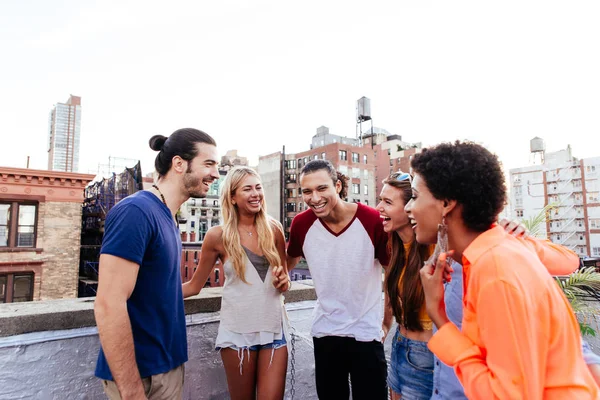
left=184, top=171, right=207, bottom=199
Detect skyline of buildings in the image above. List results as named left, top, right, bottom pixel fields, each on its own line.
left=47, top=95, right=82, bottom=173
left=510, top=139, right=600, bottom=258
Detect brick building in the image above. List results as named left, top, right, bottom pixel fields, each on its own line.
left=258, top=126, right=421, bottom=237
left=180, top=247, right=224, bottom=288
left=0, top=166, right=95, bottom=302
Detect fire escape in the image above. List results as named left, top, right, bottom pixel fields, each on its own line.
left=546, top=163, right=586, bottom=256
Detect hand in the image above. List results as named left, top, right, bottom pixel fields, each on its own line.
left=420, top=251, right=452, bottom=329
left=272, top=266, right=290, bottom=292
left=498, top=218, right=529, bottom=238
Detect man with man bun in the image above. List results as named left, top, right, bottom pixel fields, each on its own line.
left=94, top=128, right=220, bottom=399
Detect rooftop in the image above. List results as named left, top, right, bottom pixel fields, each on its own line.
left=1, top=283, right=599, bottom=399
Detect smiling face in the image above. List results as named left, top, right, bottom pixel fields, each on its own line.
left=299, top=169, right=341, bottom=218
left=183, top=143, right=220, bottom=198
left=404, top=172, right=445, bottom=245
left=376, top=183, right=411, bottom=234
left=231, top=174, right=264, bottom=215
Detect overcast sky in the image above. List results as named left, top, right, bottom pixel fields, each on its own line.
left=1, top=0, right=599, bottom=177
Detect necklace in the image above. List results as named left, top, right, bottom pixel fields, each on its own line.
left=239, top=225, right=255, bottom=237
left=152, top=184, right=177, bottom=225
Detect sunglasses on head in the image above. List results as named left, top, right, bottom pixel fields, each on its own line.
left=394, top=172, right=412, bottom=183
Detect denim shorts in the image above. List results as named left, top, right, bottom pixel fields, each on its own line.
left=217, top=334, right=287, bottom=352
left=388, top=327, right=434, bottom=400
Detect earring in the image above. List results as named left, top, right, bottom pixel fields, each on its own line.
left=427, top=215, right=452, bottom=265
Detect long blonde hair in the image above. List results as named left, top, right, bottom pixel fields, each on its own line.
left=220, top=166, right=283, bottom=283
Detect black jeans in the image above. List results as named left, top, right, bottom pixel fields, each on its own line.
left=313, top=336, right=387, bottom=400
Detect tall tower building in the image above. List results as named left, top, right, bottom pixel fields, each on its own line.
left=47, top=95, right=81, bottom=172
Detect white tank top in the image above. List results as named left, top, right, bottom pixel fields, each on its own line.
left=216, top=248, right=286, bottom=347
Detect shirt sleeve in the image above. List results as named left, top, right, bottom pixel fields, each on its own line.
left=100, top=204, right=152, bottom=266
left=286, top=216, right=304, bottom=258
left=520, top=236, right=579, bottom=276
left=428, top=280, right=545, bottom=400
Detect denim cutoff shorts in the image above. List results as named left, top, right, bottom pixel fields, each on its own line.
left=388, top=327, right=434, bottom=399
left=216, top=333, right=287, bottom=352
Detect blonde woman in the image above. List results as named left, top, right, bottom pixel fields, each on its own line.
left=183, top=166, right=290, bottom=400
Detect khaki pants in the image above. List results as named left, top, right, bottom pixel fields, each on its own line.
left=102, top=364, right=185, bottom=400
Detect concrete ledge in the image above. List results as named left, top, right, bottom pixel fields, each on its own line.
left=0, top=282, right=316, bottom=337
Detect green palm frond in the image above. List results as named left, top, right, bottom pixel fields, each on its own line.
left=520, top=204, right=600, bottom=336
left=556, top=268, right=600, bottom=335
left=521, top=203, right=557, bottom=239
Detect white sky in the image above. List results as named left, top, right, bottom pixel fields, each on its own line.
left=1, top=0, right=599, bottom=177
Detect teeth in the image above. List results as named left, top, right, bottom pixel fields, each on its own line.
left=313, top=204, right=325, bottom=210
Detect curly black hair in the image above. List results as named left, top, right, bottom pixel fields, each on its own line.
left=410, top=141, right=506, bottom=232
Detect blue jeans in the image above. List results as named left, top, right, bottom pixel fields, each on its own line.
left=388, top=328, right=434, bottom=400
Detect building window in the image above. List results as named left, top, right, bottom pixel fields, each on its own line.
left=514, top=186, right=522, bottom=196
left=297, top=159, right=303, bottom=168
left=286, top=203, right=297, bottom=212
left=0, top=202, right=38, bottom=248
left=352, top=184, right=360, bottom=194
left=313, top=154, right=318, bottom=160
left=190, top=221, right=195, bottom=228
left=286, top=174, right=297, bottom=183
left=215, top=269, right=220, bottom=284
left=363, top=170, right=369, bottom=180
left=593, top=247, right=600, bottom=256
left=590, top=219, right=600, bottom=229
left=339, top=150, right=347, bottom=161
left=352, top=168, right=360, bottom=179
left=515, top=198, right=523, bottom=208
left=191, top=209, right=196, bottom=216
left=352, top=153, right=359, bottom=163
left=364, top=185, right=368, bottom=195
left=516, top=210, right=524, bottom=218
left=0, top=273, right=34, bottom=303
left=286, top=160, right=297, bottom=169
left=363, top=154, right=367, bottom=164
left=321, top=152, right=326, bottom=160
left=303, top=157, right=308, bottom=164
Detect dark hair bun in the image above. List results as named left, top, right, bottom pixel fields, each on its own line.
left=149, top=135, right=168, bottom=151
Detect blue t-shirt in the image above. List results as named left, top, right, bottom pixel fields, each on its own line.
left=95, top=191, right=187, bottom=380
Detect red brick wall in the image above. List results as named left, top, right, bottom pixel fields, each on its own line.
left=180, top=248, right=224, bottom=287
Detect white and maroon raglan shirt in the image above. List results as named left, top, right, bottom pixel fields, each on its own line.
left=287, top=202, right=389, bottom=342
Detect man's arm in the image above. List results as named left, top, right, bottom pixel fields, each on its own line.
left=272, top=223, right=291, bottom=292
left=286, top=254, right=301, bottom=271
left=382, top=291, right=393, bottom=342
left=94, top=254, right=146, bottom=400
left=182, top=227, right=221, bottom=298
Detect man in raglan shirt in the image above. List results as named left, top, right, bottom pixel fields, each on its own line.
left=287, top=160, right=389, bottom=400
